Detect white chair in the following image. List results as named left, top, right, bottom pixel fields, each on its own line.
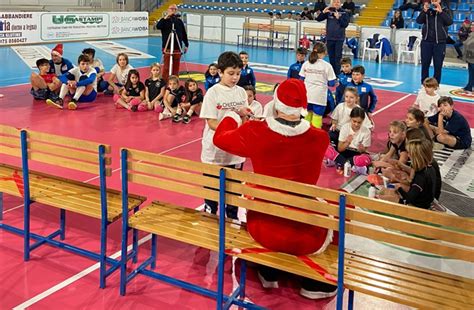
left=397, top=37, right=421, bottom=66
left=362, top=36, right=384, bottom=63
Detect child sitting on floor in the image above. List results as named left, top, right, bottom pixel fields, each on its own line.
left=174, top=78, right=203, bottom=124
left=30, top=58, right=61, bottom=101
left=46, top=54, right=97, bottom=110
left=114, top=69, right=145, bottom=111
left=204, top=63, right=220, bottom=90
left=144, top=63, right=166, bottom=111
left=324, top=107, right=372, bottom=175
left=329, top=87, right=373, bottom=146
left=413, top=77, right=440, bottom=117
left=243, top=85, right=263, bottom=118
left=159, top=75, right=185, bottom=121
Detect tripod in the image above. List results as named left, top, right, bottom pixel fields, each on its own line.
left=161, top=21, right=190, bottom=79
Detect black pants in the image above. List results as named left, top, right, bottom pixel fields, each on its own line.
left=335, top=149, right=361, bottom=166
left=327, top=40, right=344, bottom=75
left=204, top=163, right=243, bottom=220
left=420, top=41, right=446, bottom=84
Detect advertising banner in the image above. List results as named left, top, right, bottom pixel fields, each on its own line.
left=0, top=12, right=40, bottom=45
left=0, top=12, right=148, bottom=46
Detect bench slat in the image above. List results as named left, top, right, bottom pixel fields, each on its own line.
left=126, top=150, right=221, bottom=176
left=128, top=161, right=219, bottom=189
left=27, top=129, right=110, bottom=153
left=28, top=140, right=109, bottom=165
left=0, top=124, right=20, bottom=136
left=0, top=145, right=21, bottom=157
left=0, top=136, right=21, bottom=148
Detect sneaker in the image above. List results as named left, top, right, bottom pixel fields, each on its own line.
left=158, top=110, right=172, bottom=121
left=46, top=98, right=63, bottom=109
left=182, top=114, right=191, bottom=124
left=324, top=158, right=336, bottom=167
left=300, top=279, right=337, bottom=300
left=352, top=165, right=368, bottom=175
left=324, top=145, right=338, bottom=161
left=67, top=99, right=77, bottom=110
left=173, top=113, right=182, bottom=122
left=103, top=89, right=114, bottom=96
left=257, top=270, right=279, bottom=289
left=130, top=105, right=138, bottom=112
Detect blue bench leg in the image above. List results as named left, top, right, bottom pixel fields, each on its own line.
left=120, top=215, right=129, bottom=296
left=151, top=234, right=157, bottom=270
left=240, top=259, right=247, bottom=300
left=60, top=209, right=66, bottom=240
left=348, top=289, right=354, bottom=310
left=0, top=192, right=3, bottom=221
left=132, top=229, right=138, bottom=264
left=24, top=201, right=30, bottom=261
left=99, top=220, right=107, bottom=289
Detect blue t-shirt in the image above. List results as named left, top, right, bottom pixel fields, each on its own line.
left=237, top=65, right=256, bottom=87
left=287, top=61, right=304, bottom=79
left=428, top=110, right=472, bottom=148
left=205, top=74, right=220, bottom=90
left=348, top=80, right=377, bottom=113
left=335, top=71, right=352, bottom=103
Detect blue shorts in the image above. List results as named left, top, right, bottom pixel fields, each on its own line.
left=308, top=103, right=326, bottom=116
left=78, top=90, right=97, bottom=103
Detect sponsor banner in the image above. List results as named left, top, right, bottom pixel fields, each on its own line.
left=0, top=12, right=40, bottom=45
left=11, top=45, right=51, bottom=69
left=40, top=13, right=109, bottom=41
left=86, top=41, right=154, bottom=59
left=438, top=129, right=474, bottom=198
left=110, top=12, right=148, bottom=38
left=439, top=84, right=474, bottom=103
left=0, top=12, right=148, bottom=46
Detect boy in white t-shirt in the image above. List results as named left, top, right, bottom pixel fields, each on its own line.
left=299, top=41, right=336, bottom=128
left=82, top=48, right=108, bottom=93
left=324, top=106, right=372, bottom=175
left=413, top=77, right=440, bottom=117
left=199, top=51, right=250, bottom=219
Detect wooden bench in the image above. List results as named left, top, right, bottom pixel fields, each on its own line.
left=303, top=26, right=361, bottom=39
left=269, top=24, right=290, bottom=49
left=119, top=149, right=474, bottom=309
left=0, top=124, right=145, bottom=288
left=237, top=22, right=271, bottom=48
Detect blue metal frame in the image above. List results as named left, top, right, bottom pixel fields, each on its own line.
left=119, top=157, right=265, bottom=309
left=336, top=194, right=347, bottom=310
left=0, top=130, right=123, bottom=288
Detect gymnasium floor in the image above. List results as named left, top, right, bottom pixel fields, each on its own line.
left=0, top=37, right=473, bottom=309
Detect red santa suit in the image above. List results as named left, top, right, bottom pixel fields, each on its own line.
left=213, top=79, right=331, bottom=256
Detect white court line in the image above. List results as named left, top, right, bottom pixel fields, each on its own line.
left=11, top=136, right=203, bottom=308
left=2, top=204, right=24, bottom=214
left=372, top=93, right=412, bottom=116
left=13, top=234, right=152, bottom=310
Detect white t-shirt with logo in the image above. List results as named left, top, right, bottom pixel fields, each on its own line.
left=299, top=59, right=336, bottom=106
left=249, top=100, right=263, bottom=118
left=110, top=64, right=133, bottom=85
left=68, top=67, right=98, bottom=91
left=200, top=83, right=248, bottom=165
left=339, top=122, right=372, bottom=150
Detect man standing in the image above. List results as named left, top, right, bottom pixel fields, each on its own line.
left=156, top=4, right=189, bottom=81
left=416, top=0, right=453, bottom=84
left=213, top=79, right=336, bottom=299
left=316, top=0, right=350, bottom=75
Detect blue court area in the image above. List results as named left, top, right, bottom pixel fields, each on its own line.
left=0, top=36, right=471, bottom=98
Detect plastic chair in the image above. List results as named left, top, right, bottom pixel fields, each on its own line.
left=453, top=13, right=466, bottom=23
left=362, top=35, right=384, bottom=63
left=397, top=36, right=421, bottom=65
left=458, top=3, right=470, bottom=11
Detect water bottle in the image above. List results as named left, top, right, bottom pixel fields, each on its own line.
left=368, top=184, right=377, bottom=198
left=343, top=161, right=351, bottom=177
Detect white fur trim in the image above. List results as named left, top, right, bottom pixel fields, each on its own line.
left=223, top=110, right=242, bottom=126
left=265, top=117, right=310, bottom=137
left=273, top=88, right=306, bottom=116
left=51, top=51, right=62, bottom=57
left=312, top=229, right=334, bottom=255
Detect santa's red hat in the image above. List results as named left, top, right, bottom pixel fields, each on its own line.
left=273, top=78, right=307, bottom=115
left=51, top=44, right=63, bottom=57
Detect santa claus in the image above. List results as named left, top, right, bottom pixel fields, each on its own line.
left=213, top=78, right=337, bottom=299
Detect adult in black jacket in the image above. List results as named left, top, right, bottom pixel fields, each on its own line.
left=416, top=0, right=453, bottom=84
left=313, top=0, right=327, bottom=18
left=156, top=4, right=189, bottom=81
left=342, top=0, right=356, bottom=15
left=316, top=0, right=350, bottom=74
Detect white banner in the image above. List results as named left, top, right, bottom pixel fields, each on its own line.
left=0, top=12, right=148, bottom=46
left=0, top=12, right=40, bottom=45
